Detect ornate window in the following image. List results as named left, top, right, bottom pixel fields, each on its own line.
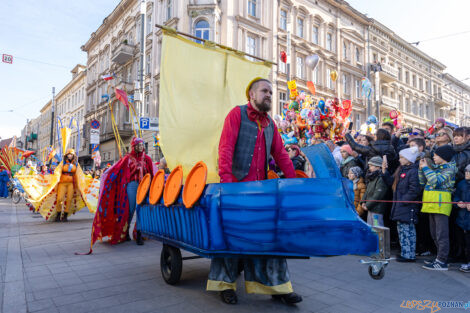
left=326, top=33, right=333, bottom=51
left=296, top=56, right=304, bottom=79
left=312, top=26, right=319, bottom=44
left=280, top=9, right=287, bottom=30
left=297, top=18, right=304, bottom=38
left=248, top=0, right=257, bottom=17
left=246, top=34, right=257, bottom=60
left=194, top=19, right=210, bottom=44
left=167, top=0, right=172, bottom=21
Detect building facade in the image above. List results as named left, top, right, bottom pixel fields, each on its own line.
left=81, top=0, right=157, bottom=166
left=22, top=0, right=470, bottom=161
left=54, top=64, right=87, bottom=164
left=441, top=73, right=470, bottom=127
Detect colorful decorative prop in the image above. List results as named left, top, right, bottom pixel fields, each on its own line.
left=305, top=54, right=320, bottom=70
left=277, top=79, right=354, bottom=145
left=382, top=110, right=404, bottom=129
left=360, top=115, right=378, bottom=135
left=115, top=88, right=129, bottom=109
left=361, top=77, right=373, bottom=99
left=287, top=80, right=299, bottom=100
left=307, top=81, right=316, bottom=95
left=330, top=70, right=338, bottom=82
left=280, top=51, right=287, bottom=63
left=153, top=134, right=160, bottom=147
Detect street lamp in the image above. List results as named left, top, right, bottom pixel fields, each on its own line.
left=371, top=63, right=382, bottom=121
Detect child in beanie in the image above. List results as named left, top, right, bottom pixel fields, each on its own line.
left=454, top=164, right=470, bottom=273
left=419, top=145, right=457, bottom=270
left=390, top=147, right=421, bottom=262
left=348, top=166, right=366, bottom=219
left=361, top=156, right=389, bottom=227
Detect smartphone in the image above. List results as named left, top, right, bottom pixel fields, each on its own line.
left=348, top=122, right=354, bottom=130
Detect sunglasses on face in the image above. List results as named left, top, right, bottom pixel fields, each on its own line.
left=436, top=133, right=446, bottom=137
left=409, top=132, right=420, bottom=136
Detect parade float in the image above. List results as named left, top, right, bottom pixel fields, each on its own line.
left=131, top=27, right=390, bottom=284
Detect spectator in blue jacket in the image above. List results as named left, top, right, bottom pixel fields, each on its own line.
left=390, top=147, right=421, bottom=262
left=454, top=164, right=470, bottom=273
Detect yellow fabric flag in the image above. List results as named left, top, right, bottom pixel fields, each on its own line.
left=159, top=33, right=271, bottom=183
left=61, top=127, right=71, bottom=156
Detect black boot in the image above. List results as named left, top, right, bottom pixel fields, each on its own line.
left=272, top=293, right=303, bottom=304
left=54, top=212, right=61, bottom=222
left=136, top=230, right=144, bottom=245
left=61, top=213, right=68, bottom=222
left=220, top=289, right=238, bottom=304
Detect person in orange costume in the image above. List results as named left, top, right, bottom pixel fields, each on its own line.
left=55, top=149, right=77, bottom=222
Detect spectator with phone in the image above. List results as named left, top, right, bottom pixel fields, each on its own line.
left=345, top=128, right=398, bottom=174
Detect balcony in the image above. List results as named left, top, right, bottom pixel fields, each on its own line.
left=118, top=80, right=134, bottom=92
left=435, top=92, right=452, bottom=107
left=381, top=95, right=399, bottom=110
left=372, top=63, right=398, bottom=83
left=111, top=42, right=135, bottom=65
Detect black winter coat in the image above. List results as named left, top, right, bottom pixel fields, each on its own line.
left=452, top=142, right=470, bottom=183
left=345, top=133, right=398, bottom=173
left=390, top=163, right=421, bottom=224
left=362, top=170, right=389, bottom=215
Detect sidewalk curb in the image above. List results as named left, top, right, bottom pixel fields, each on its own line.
left=2, top=203, right=27, bottom=313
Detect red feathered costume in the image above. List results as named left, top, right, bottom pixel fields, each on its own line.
left=84, top=138, right=153, bottom=254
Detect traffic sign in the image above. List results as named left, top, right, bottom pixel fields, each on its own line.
left=134, top=117, right=159, bottom=131
left=91, top=119, right=100, bottom=129
left=2, top=54, right=13, bottom=64
left=90, top=129, right=100, bottom=144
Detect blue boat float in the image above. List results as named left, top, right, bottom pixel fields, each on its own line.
left=136, top=144, right=390, bottom=284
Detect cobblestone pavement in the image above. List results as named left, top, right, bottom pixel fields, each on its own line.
left=1, top=198, right=469, bottom=313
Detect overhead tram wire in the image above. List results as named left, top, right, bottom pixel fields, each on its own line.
left=1, top=54, right=71, bottom=69
left=410, top=30, right=470, bottom=45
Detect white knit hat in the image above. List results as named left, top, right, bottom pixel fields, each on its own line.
left=399, top=146, right=420, bottom=163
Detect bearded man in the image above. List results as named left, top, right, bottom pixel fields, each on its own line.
left=206, top=78, right=302, bottom=305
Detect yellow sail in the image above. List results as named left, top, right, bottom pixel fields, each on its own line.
left=159, top=32, right=271, bottom=183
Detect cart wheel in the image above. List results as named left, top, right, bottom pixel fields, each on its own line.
left=368, top=265, right=385, bottom=280
left=12, top=189, right=22, bottom=204
left=160, top=244, right=182, bottom=285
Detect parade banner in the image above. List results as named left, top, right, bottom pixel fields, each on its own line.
left=159, top=32, right=271, bottom=183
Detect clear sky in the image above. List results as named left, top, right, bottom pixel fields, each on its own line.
left=1, top=0, right=469, bottom=139
left=0, top=0, right=118, bottom=140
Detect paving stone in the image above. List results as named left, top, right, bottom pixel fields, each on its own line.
left=3, top=198, right=470, bottom=313
left=27, top=298, right=56, bottom=312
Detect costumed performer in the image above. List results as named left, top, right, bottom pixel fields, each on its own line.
left=54, top=149, right=78, bottom=222
left=89, top=137, right=154, bottom=249
left=207, top=78, right=302, bottom=305
left=0, top=167, right=9, bottom=198
left=15, top=152, right=99, bottom=221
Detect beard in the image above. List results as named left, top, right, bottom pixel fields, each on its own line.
left=254, top=98, right=272, bottom=112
